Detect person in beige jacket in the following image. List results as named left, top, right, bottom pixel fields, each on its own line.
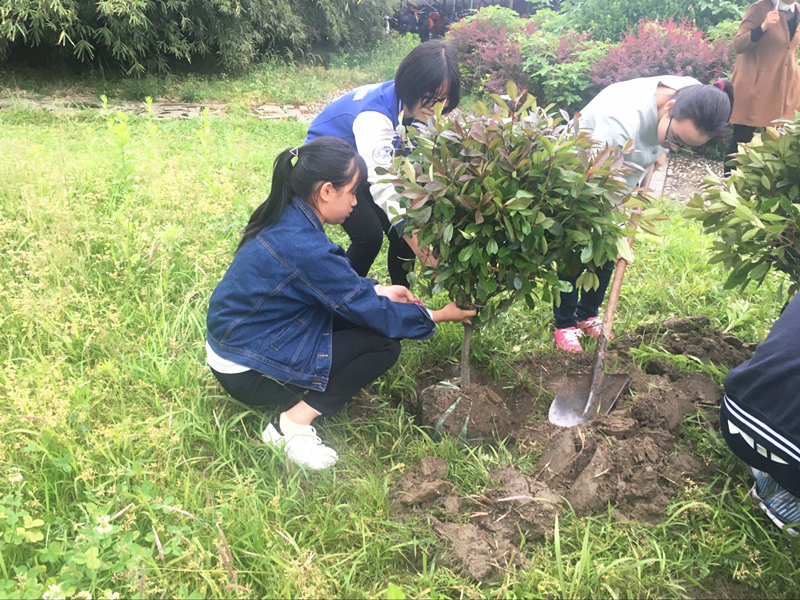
left=727, top=0, right=800, bottom=173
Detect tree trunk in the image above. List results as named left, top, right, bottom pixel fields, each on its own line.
left=460, top=322, right=474, bottom=388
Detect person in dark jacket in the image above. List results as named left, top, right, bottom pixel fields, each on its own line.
left=206, top=137, right=475, bottom=469
left=306, top=40, right=461, bottom=286
left=722, top=291, right=800, bottom=536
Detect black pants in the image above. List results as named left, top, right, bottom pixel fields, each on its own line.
left=720, top=397, right=800, bottom=497
left=553, top=261, right=616, bottom=329
left=211, top=323, right=401, bottom=417
left=724, top=124, right=756, bottom=175
left=342, top=186, right=416, bottom=286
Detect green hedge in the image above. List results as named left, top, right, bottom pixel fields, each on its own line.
left=564, top=0, right=751, bottom=42
left=0, top=0, right=398, bottom=74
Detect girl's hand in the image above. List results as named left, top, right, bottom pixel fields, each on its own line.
left=431, top=301, right=477, bottom=324
left=376, top=285, right=419, bottom=304
left=419, top=247, right=439, bottom=268
left=403, top=230, right=439, bottom=268
left=762, top=9, right=780, bottom=32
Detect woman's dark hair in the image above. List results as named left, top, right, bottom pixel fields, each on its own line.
left=238, top=136, right=367, bottom=251
left=395, top=39, right=461, bottom=114
left=671, top=80, right=734, bottom=139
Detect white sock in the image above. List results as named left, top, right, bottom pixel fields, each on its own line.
left=278, top=412, right=314, bottom=438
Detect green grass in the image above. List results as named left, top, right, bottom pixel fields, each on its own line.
left=1, top=72, right=799, bottom=598
left=0, top=34, right=418, bottom=107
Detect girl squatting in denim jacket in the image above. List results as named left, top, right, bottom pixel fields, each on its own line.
left=206, top=137, right=475, bottom=469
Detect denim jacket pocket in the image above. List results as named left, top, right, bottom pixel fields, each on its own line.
left=271, top=318, right=307, bottom=352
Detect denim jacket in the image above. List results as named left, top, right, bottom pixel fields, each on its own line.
left=206, top=197, right=436, bottom=391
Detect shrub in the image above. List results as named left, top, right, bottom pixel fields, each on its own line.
left=526, top=8, right=571, bottom=34
left=0, top=0, right=397, bottom=74
left=446, top=6, right=534, bottom=94
left=566, top=0, right=750, bottom=42
left=382, top=84, right=652, bottom=384
left=521, top=28, right=608, bottom=113
left=685, top=119, right=800, bottom=301
left=707, top=18, right=741, bottom=74
left=455, top=5, right=526, bottom=31
left=589, top=19, right=731, bottom=92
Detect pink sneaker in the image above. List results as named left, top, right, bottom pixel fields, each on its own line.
left=577, top=317, right=614, bottom=341
left=555, top=327, right=583, bottom=353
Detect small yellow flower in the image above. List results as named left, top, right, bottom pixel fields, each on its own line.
left=74, top=592, right=93, bottom=600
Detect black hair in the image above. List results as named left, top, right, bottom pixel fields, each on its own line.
left=671, top=80, right=734, bottom=139
left=395, top=39, right=461, bottom=114
left=237, top=136, right=367, bottom=251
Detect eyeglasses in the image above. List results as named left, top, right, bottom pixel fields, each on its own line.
left=664, top=116, right=686, bottom=150
left=420, top=94, right=449, bottom=108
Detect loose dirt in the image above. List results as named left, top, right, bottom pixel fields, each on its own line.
left=392, top=317, right=757, bottom=581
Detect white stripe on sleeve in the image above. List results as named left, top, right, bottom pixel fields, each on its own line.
left=724, top=395, right=800, bottom=463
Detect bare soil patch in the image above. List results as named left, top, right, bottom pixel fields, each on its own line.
left=392, top=316, right=756, bottom=581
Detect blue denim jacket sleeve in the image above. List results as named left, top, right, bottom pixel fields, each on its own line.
left=281, top=234, right=436, bottom=341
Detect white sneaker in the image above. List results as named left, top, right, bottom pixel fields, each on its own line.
left=262, top=422, right=338, bottom=470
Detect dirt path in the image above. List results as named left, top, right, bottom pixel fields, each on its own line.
left=663, top=153, right=724, bottom=203
left=0, top=94, right=329, bottom=122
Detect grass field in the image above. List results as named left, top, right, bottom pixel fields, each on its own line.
left=1, top=59, right=799, bottom=599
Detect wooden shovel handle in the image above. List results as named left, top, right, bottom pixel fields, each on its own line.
left=600, top=214, right=638, bottom=340
left=601, top=248, right=630, bottom=339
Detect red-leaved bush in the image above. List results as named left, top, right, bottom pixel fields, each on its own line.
left=446, top=8, right=535, bottom=94
left=589, top=19, right=732, bottom=91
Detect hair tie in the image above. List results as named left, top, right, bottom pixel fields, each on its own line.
left=713, top=80, right=725, bottom=91
left=289, top=147, right=299, bottom=158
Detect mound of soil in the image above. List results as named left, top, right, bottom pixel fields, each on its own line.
left=395, top=317, right=756, bottom=581
left=420, top=383, right=512, bottom=442
left=391, top=457, right=556, bottom=580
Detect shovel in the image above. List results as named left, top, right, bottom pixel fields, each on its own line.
left=548, top=242, right=632, bottom=428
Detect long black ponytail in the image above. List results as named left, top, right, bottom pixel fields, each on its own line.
left=238, top=136, right=368, bottom=251
left=671, top=79, right=734, bottom=139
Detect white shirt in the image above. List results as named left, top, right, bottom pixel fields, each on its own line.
left=578, top=75, right=701, bottom=188
left=352, top=111, right=403, bottom=218
left=206, top=341, right=250, bottom=374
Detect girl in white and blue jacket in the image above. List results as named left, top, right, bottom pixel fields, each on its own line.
left=206, top=137, right=474, bottom=469
left=306, top=40, right=461, bottom=286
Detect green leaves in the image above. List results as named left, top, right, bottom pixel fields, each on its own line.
left=616, top=238, right=633, bottom=264
left=686, top=117, right=800, bottom=299
left=0, top=0, right=395, bottom=73
left=388, top=82, right=639, bottom=326
left=504, top=190, right=535, bottom=211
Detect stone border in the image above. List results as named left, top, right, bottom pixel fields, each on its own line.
left=649, top=156, right=668, bottom=196
left=0, top=97, right=316, bottom=122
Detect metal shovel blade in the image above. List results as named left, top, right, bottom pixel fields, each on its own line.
left=548, top=373, right=630, bottom=428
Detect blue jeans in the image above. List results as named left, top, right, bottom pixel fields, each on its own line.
left=553, top=261, right=615, bottom=329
